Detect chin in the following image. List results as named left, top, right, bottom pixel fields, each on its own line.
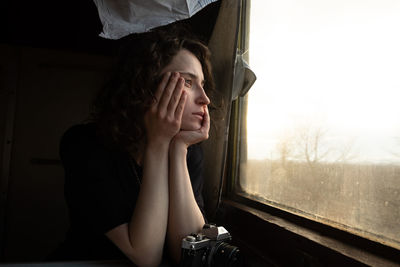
left=181, top=123, right=201, bottom=131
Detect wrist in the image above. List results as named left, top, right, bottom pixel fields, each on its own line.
left=169, top=138, right=188, bottom=155
left=146, top=140, right=170, bottom=154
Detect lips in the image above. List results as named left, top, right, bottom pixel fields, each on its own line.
left=192, top=112, right=204, bottom=120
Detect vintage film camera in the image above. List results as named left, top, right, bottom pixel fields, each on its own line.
left=180, top=224, right=242, bottom=267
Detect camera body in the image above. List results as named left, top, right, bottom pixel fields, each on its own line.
left=180, top=224, right=241, bottom=267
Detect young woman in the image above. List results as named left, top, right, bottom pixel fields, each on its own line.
left=53, top=27, right=216, bottom=266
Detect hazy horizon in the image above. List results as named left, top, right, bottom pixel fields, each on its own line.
left=247, top=0, right=400, bottom=164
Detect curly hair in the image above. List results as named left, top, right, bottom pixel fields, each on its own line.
left=91, top=26, right=216, bottom=154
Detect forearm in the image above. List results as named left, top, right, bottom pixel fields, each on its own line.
left=167, top=143, right=205, bottom=262
left=128, top=142, right=170, bottom=265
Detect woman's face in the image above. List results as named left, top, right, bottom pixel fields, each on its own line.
left=161, top=49, right=210, bottom=130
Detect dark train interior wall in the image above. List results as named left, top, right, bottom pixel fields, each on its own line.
left=1, top=0, right=220, bottom=54
left=1, top=0, right=113, bottom=55
left=0, top=0, right=220, bottom=262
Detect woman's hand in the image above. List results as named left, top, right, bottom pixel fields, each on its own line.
left=172, top=106, right=210, bottom=148
left=144, top=72, right=187, bottom=146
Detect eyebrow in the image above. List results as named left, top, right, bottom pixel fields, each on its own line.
left=178, top=72, right=205, bottom=84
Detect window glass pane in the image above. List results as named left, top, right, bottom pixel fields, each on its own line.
left=241, top=0, right=400, bottom=249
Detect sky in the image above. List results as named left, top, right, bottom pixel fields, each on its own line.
left=246, top=0, right=400, bottom=163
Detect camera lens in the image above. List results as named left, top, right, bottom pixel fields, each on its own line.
left=210, top=242, right=242, bottom=267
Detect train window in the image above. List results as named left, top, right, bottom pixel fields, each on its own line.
left=235, top=0, right=400, bottom=250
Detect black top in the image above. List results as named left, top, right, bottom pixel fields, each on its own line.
left=51, top=123, right=206, bottom=261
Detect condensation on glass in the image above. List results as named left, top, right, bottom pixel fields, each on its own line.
left=239, top=0, right=400, bottom=249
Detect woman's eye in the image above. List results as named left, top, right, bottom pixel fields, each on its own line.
left=184, top=79, right=192, bottom=87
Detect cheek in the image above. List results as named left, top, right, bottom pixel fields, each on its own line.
left=179, top=98, right=189, bottom=121
left=182, top=93, right=194, bottom=114
left=181, top=102, right=192, bottom=123
left=182, top=100, right=189, bottom=113
left=180, top=100, right=200, bottom=130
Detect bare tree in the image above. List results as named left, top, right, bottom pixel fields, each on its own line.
left=296, top=125, right=331, bottom=166
left=335, top=136, right=358, bottom=163
left=274, top=123, right=357, bottom=172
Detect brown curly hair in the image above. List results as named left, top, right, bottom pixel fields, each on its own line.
left=92, top=26, right=216, bottom=154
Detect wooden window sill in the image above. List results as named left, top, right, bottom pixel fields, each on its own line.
left=218, top=197, right=400, bottom=267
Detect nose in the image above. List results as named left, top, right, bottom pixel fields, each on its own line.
left=196, top=86, right=210, bottom=106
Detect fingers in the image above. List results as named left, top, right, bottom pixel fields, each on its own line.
left=157, top=72, right=182, bottom=113
left=167, top=77, right=184, bottom=114
left=201, top=107, right=210, bottom=140
left=145, top=72, right=188, bottom=143
left=201, top=106, right=210, bottom=131
left=153, top=72, right=171, bottom=105
left=174, top=90, right=187, bottom=121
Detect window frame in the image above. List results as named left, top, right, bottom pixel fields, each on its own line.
left=219, top=0, right=400, bottom=266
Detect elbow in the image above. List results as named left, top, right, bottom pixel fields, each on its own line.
left=168, top=221, right=204, bottom=265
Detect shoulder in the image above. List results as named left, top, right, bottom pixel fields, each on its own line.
left=59, top=123, right=102, bottom=163
left=60, top=123, right=129, bottom=166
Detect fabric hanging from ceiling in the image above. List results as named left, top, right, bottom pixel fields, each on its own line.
left=93, top=0, right=219, bottom=39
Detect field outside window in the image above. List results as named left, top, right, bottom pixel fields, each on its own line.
left=239, top=0, right=400, bottom=249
